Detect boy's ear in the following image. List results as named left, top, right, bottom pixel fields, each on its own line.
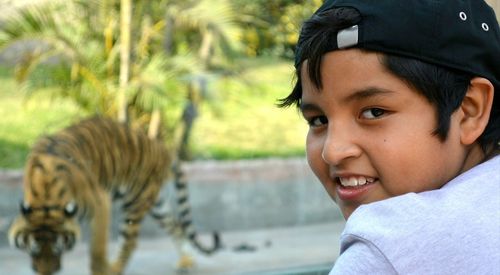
left=459, top=77, right=494, bottom=145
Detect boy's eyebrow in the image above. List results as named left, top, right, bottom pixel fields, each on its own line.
left=299, top=102, right=320, bottom=113
left=343, top=87, right=395, bottom=103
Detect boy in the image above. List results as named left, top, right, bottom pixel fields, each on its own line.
left=279, top=1, right=499, bottom=274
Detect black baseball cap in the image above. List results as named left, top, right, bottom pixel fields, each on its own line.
left=295, top=0, right=500, bottom=88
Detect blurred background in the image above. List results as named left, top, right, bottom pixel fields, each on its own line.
left=0, top=0, right=498, bottom=274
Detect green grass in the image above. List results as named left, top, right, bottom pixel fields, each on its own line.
left=0, top=67, right=82, bottom=168
left=0, top=58, right=307, bottom=169
left=191, top=58, right=307, bottom=159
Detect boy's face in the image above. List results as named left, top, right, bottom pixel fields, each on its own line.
left=300, top=49, right=472, bottom=219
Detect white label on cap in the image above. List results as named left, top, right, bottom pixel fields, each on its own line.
left=337, top=25, right=359, bottom=49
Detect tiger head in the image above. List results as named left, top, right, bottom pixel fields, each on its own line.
left=8, top=155, right=82, bottom=275
left=9, top=200, right=80, bottom=275
left=9, top=200, right=80, bottom=274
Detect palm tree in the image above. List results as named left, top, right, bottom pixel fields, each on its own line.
left=0, top=0, right=121, bottom=115
left=0, top=0, right=243, bottom=151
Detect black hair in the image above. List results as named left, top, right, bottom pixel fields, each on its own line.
left=279, top=7, right=499, bottom=156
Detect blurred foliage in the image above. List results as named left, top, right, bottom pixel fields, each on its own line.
left=0, top=0, right=242, bottom=144
left=232, top=0, right=322, bottom=58
left=0, top=0, right=316, bottom=162
left=0, top=58, right=307, bottom=168
left=0, top=66, right=81, bottom=168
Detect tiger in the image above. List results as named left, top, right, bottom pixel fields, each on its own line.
left=7, top=116, right=220, bottom=275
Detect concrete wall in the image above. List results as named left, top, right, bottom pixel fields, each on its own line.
left=181, top=158, right=342, bottom=231
left=0, top=158, right=343, bottom=246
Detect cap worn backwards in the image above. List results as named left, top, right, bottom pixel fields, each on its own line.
left=297, top=0, right=500, bottom=88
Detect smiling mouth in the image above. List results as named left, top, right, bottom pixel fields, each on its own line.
left=334, top=176, right=378, bottom=202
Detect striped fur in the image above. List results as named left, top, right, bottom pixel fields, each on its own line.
left=7, top=116, right=220, bottom=275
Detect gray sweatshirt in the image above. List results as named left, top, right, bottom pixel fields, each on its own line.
left=331, top=156, right=500, bottom=275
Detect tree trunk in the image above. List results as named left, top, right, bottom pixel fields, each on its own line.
left=199, top=31, right=213, bottom=68
left=163, top=14, right=175, bottom=55
left=118, top=0, right=132, bottom=123
left=179, top=83, right=199, bottom=160
left=148, top=109, right=162, bottom=139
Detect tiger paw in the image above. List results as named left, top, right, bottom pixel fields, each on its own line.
left=176, top=255, right=195, bottom=270
left=91, top=267, right=111, bottom=275
left=91, top=261, right=111, bottom=275
left=110, top=262, right=124, bottom=275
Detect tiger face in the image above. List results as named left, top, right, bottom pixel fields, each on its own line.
left=9, top=201, right=80, bottom=275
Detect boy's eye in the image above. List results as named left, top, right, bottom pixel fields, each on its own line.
left=307, top=116, right=328, bottom=127
left=360, top=108, right=386, bottom=119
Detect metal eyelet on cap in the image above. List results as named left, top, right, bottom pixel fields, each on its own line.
left=459, top=12, right=467, bottom=21
left=482, top=23, right=489, bottom=31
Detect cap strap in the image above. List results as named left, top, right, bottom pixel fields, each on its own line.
left=337, top=25, right=359, bottom=48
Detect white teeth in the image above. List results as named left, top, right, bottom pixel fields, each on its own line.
left=339, top=177, right=358, bottom=187
left=339, top=176, right=375, bottom=187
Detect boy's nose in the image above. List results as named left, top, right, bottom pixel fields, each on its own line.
left=321, top=130, right=361, bottom=166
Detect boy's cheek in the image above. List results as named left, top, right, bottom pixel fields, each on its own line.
left=306, top=140, right=334, bottom=192
left=306, top=135, right=324, bottom=171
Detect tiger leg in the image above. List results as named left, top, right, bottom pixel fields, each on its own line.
left=110, top=183, right=160, bottom=275
left=90, top=190, right=112, bottom=275
left=150, top=198, right=194, bottom=270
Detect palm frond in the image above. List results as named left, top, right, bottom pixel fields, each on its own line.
left=131, top=53, right=197, bottom=112
left=167, top=0, right=241, bottom=58
left=0, top=2, right=89, bottom=65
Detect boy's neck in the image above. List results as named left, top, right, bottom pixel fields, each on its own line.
left=462, top=143, right=487, bottom=173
